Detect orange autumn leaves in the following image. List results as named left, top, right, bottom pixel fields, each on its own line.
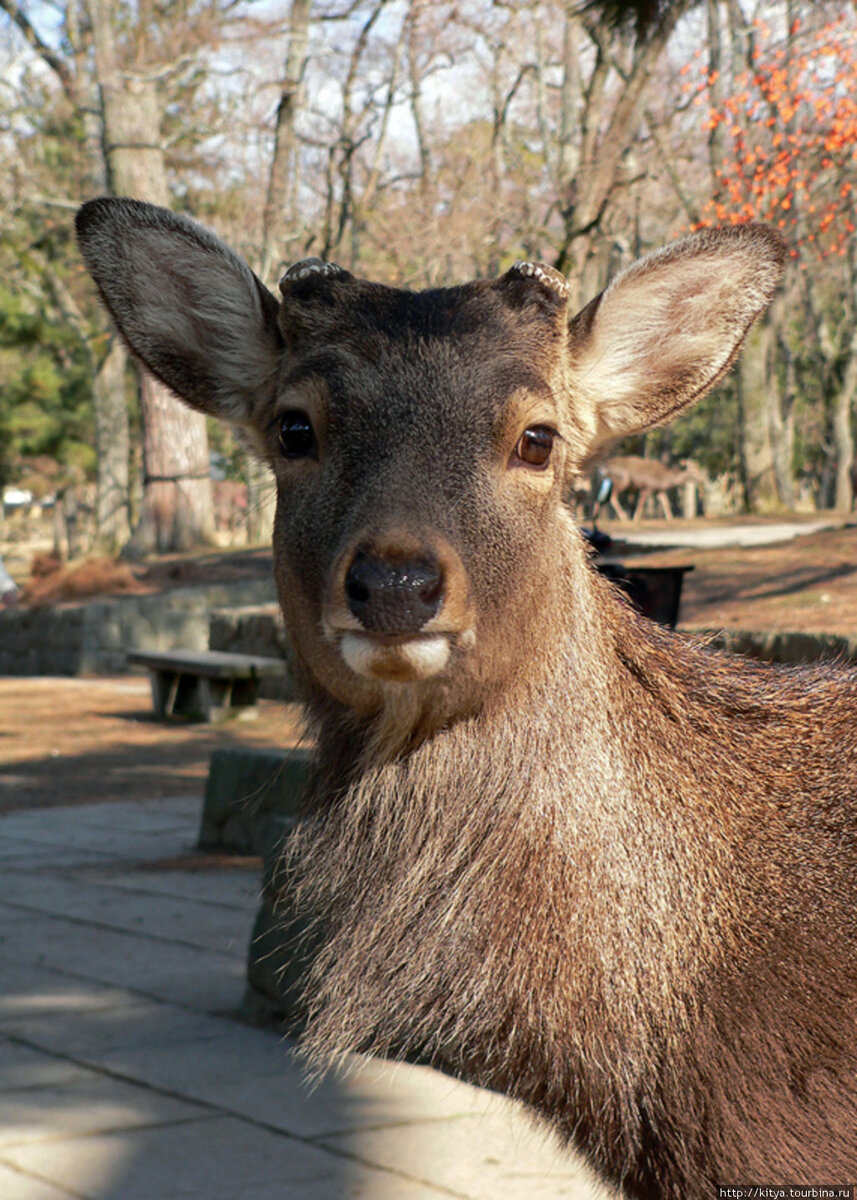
left=683, top=16, right=857, bottom=261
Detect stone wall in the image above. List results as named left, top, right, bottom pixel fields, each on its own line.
left=208, top=604, right=298, bottom=700
left=4, top=576, right=854, bottom=685
left=199, top=745, right=312, bottom=855
left=0, top=578, right=277, bottom=676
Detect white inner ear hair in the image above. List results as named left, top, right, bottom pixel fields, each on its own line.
left=510, top=261, right=570, bottom=300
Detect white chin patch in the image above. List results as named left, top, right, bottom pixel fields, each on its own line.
left=340, top=633, right=451, bottom=681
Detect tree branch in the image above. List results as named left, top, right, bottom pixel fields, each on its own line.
left=0, top=0, right=77, bottom=103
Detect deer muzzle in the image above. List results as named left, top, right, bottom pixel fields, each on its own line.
left=344, top=549, right=444, bottom=635
left=323, top=535, right=475, bottom=683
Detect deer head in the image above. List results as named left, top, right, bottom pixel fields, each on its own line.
left=76, top=199, right=785, bottom=728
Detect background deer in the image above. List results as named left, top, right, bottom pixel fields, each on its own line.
left=76, top=198, right=857, bottom=1200
left=604, top=454, right=707, bottom=519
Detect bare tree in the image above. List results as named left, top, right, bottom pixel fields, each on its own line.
left=259, top=0, right=313, bottom=286
left=245, top=0, right=315, bottom=546
left=86, top=0, right=215, bottom=553
left=551, top=0, right=697, bottom=305
left=1, top=0, right=218, bottom=552
left=0, top=0, right=134, bottom=550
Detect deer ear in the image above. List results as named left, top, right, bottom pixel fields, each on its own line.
left=567, top=224, right=786, bottom=455
left=75, top=198, right=282, bottom=423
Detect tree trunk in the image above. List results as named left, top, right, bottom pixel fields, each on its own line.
left=133, top=374, right=214, bottom=553
left=259, top=0, right=312, bottom=286
left=767, top=388, right=795, bottom=510
left=738, top=321, right=779, bottom=513
left=766, top=294, right=795, bottom=508
left=92, top=335, right=131, bottom=552
left=832, top=329, right=857, bottom=513
left=556, top=0, right=693, bottom=299
left=681, top=480, right=698, bottom=519
left=243, top=452, right=275, bottom=545
left=557, top=4, right=582, bottom=189
left=706, top=0, right=727, bottom=206
left=87, top=0, right=213, bottom=555
left=252, top=0, right=313, bottom=546
left=407, top=9, right=431, bottom=196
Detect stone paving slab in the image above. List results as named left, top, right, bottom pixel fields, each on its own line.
left=0, top=839, right=121, bottom=869
left=20, top=797, right=201, bottom=835
left=0, top=907, right=248, bottom=1012
left=8, top=1004, right=295, bottom=1091
left=4, top=994, right=523, bottom=1144
left=0, top=1115, right=446, bottom=1200
left=0, top=1161, right=81, bottom=1200
left=218, top=1058, right=497, bottom=1141
left=0, top=794, right=607, bottom=1200
left=0, top=798, right=199, bottom=855
left=91, top=1043, right=495, bottom=1142
left=0, top=1071, right=209, bottom=1149
left=0, top=963, right=141, bottom=1023
left=0, top=822, right=196, bottom=863
left=320, top=1112, right=610, bottom=1199
left=0, top=1040, right=93, bottom=1091
left=77, top=865, right=261, bottom=909
left=1, top=874, right=257, bottom=956
left=0, top=999, right=231, bottom=1058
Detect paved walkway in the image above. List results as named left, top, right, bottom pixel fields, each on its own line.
left=0, top=796, right=608, bottom=1199
left=615, top=516, right=839, bottom=550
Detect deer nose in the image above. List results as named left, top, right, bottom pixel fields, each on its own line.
left=344, top=547, right=444, bottom=635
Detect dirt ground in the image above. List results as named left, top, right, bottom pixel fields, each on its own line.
left=14, top=546, right=274, bottom=606
left=1, top=520, right=854, bottom=812
left=620, top=521, right=857, bottom=633
left=0, top=677, right=305, bottom=813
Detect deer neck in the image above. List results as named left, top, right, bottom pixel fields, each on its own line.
left=288, top=574, right=734, bottom=1077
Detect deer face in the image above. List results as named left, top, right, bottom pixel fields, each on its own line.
left=262, top=264, right=579, bottom=710
left=75, top=199, right=785, bottom=719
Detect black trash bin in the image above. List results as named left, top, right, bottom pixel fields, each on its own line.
left=596, top=563, right=693, bottom=629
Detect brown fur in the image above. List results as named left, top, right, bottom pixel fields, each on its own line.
left=75, top=198, right=856, bottom=1198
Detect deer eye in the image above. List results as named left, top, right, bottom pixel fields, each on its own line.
left=277, top=409, right=316, bottom=459
left=513, top=425, right=555, bottom=469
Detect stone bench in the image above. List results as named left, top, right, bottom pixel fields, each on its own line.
left=128, top=648, right=289, bottom=723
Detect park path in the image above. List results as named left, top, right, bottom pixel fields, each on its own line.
left=0, top=793, right=610, bottom=1200
left=613, top=516, right=839, bottom=550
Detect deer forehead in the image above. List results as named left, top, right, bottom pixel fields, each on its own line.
left=264, top=267, right=576, bottom=459
left=276, top=268, right=569, bottom=365
left=271, top=280, right=564, bottom=440
left=274, top=341, right=560, bottom=448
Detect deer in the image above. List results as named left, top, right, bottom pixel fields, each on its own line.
left=604, top=454, right=706, bottom=520
left=75, top=197, right=857, bottom=1200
